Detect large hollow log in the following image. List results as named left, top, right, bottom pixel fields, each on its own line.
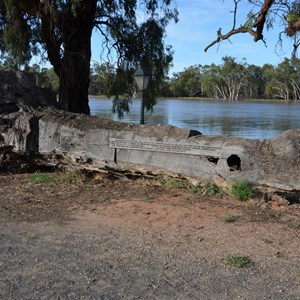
left=0, top=70, right=299, bottom=192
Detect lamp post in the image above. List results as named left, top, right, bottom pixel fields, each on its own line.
left=133, top=68, right=151, bottom=124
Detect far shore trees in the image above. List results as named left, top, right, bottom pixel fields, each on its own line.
left=167, top=56, right=300, bottom=101
left=27, top=56, right=300, bottom=102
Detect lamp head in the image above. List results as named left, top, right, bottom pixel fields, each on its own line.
left=133, top=68, right=151, bottom=91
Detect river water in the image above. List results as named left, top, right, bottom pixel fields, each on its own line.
left=89, top=98, right=300, bottom=140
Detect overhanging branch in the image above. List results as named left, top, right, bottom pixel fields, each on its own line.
left=204, top=26, right=257, bottom=52
left=205, top=0, right=275, bottom=52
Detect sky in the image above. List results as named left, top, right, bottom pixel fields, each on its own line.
left=90, top=0, right=295, bottom=75
left=162, top=0, right=294, bottom=74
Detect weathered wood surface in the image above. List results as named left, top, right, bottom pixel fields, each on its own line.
left=0, top=70, right=299, bottom=192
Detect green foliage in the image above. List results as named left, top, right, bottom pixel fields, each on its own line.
left=224, top=256, right=253, bottom=268
left=220, top=214, right=235, bottom=223
left=112, top=97, right=132, bottom=118
left=25, top=64, right=58, bottom=91
left=287, top=12, right=300, bottom=26
left=166, top=56, right=300, bottom=101
left=244, top=11, right=255, bottom=30
left=90, top=62, right=117, bottom=96
left=231, top=180, right=253, bottom=201
left=29, top=173, right=53, bottom=184
left=155, top=175, right=224, bottom=197
left=193, top=182, right=225, bottom=197
left=287, top=1, right=300, bottom=28
left=0, top=0, right=178, bottom=114
left=169, top=65, right=203, bottom=97
left=29, top=171, right=82, bottom=184
left=155, top=175, right=190, bottom=189
left=287, top=219, right=300, bottom=229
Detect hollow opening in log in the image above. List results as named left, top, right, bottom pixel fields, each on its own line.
left=227, top=154, right=241, bottom=171
left=277, top=192, right=300, bottom=205
left=207, top=156, right=219, bottom=165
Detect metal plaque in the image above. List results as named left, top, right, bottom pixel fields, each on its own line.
left=109, top=138, right=221, bottom=156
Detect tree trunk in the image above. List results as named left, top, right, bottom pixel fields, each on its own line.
left=59, top=51, right=92, bottom=114
left=39, top=1, right=96, bottom=114
left=57, top=2, right=97, bottom=114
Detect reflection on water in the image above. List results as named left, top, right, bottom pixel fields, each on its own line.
left=89, top=98, right=300, bottom=139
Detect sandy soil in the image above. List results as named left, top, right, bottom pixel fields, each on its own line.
left=0, top=172, right=300, bottom=299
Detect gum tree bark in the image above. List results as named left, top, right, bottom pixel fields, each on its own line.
left=41, top=1, right=97, bottom=114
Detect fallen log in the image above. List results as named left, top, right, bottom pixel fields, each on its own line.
left=0, top=70, right=299, bottom=195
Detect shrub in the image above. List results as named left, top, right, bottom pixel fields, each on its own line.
left=231, top=180, right=253, bottom=201
left=220, top=214, right=235, bottom=223
left=224, top=256, right=253, bottom=268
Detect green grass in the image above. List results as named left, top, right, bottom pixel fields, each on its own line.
left=287, top=219, right=300, bottom=229
left=155, top=175, right=190, bottom=189
left=220, top=214, right=235, bottom=223
left=231, top=180, right=253, bottom=201
left=195, top=183, right=225, bottom=197
left=224, top=256, right=253, bottom=268
left=29, top=171, right=82, bottom=184
left=155, top=175, right=225, bottom=197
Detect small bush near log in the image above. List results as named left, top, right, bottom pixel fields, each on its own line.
left=231, top=180, right=253, bottom=201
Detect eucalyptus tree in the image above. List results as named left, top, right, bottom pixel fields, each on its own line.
left=169, top=65, right=202, bottom=97
left=273, top=58, right=294, bottom=100
left=0, top=0, right=178, bottom=114
left=261, top=63, right=276, bottom=99
left=90, top=62, right=116, bottom=96
left=243, top=64, right=264, bottom=99
left=272, top=58, right=300, bottom=100
left=288, top=58, right=300, bottom=100
left=202, top=57, right=247, bottom=100
left=201, top=63, right=225, bottom=99
left=220, top=56, right=248, bottom=100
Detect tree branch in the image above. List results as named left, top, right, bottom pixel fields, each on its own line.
left=252, top=0, right=275, bottom=41
left=204, top=26, right=257, bottom=52
left=205, top=0, right=275, bottom=52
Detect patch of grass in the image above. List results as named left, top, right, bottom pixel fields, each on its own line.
left=220, top=214, right=235, bottom=223
left=155, top=175, right=190, bottom=189
left=224, top=255, right=253, bottom=268
left=194, top=183, right=225, bottom=197
left=29, top=171, right=82, bottom=184
left=59, top=171, right=83, bottom=182
left=287, top=219, right=300, bottom=229
left=29, top=172, right=54, bottom=183
left=231, top=180, right=253, bottom=201
left=155, top=175, right=225, bottom=197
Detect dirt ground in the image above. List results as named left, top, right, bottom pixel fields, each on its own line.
left=0, top=171, right=300, bottom=300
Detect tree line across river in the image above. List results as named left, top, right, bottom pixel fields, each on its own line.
left=5, top=55, right=300, bottom=103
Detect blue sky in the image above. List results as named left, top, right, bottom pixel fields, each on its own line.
left=162, top=0, right=293, bottom=74
left=89, top=0, right=294, bottom=75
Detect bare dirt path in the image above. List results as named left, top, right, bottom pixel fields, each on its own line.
left=1, top=172, right=300, bottom=299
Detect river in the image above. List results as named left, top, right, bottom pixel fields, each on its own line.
left=89, top=98, right=300, bottom=140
